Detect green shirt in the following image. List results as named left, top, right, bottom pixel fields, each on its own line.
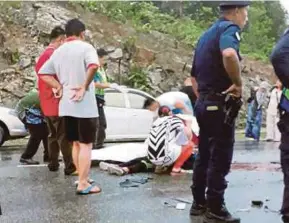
left=94, top=67, right=107, bottom=98
left=15, top=89, right=41, bottom=120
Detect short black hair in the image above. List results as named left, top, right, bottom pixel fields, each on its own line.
left=65, top=18, right=85, bottom=37
left=50, top=26, right=65, bottom=41
left=97, top=48, right=108, bottom=58
left=143, top=98, right=156, bottom=109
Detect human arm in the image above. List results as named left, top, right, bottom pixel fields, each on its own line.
left=94, top=82, right=110, bottom=89
left=71, top=66, right=97, bottom=101
left=184, top=120, right=192, bottom=140
left=71, top=45, right=99, bottom=101
left=220, top=25, right=242, bottom=97
left=84, top=45, right=100, bottom=90
left=94, top=72, right=119, bottom=89
left=38, top=58, right=62, bottom=98
left=191, top=77, right=199, bottom=99
left=190, top=56, right=199, bottom=98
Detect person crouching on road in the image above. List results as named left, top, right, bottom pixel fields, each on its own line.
left=99, top=106, right=196, bottom=176
left=15, top=88, right=49, bottom=165
left=94, top=48, right=121, bottom=149
left=147, top=106, right=194, bottom=174
left=143, top=92, right=193, bottom=120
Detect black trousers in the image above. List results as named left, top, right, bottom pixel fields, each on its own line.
left=95, top=97, right=107, bottom=148
left=192, top=98, right=235, bottom=209
left=279, top=113, right=289, bottom=216
left=21, top=123, right=49, bottom=160
left=119, top=157, right=155, bottom=173
left=46, top=116, right=75, bottom=174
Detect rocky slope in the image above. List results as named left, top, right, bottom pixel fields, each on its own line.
left=0, top=2, right=277, bottom=127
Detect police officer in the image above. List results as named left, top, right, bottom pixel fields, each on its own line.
left=189, top=2, right=250, bottom=223
left=270, top=27, right=289, bottom=223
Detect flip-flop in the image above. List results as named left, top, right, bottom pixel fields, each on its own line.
left=131, top=177, right=152, bottom=184
left=119, top=179, right=139, bottom=188
left=76, top=185, right=102, bottom=195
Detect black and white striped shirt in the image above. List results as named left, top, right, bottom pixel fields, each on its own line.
left=147, top=116, right=184, bottom=162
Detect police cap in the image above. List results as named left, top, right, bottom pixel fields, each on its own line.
left=219, top=1, right=250, bottom=9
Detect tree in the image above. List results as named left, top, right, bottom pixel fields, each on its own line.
left=264, top=1, right=288, bottom=38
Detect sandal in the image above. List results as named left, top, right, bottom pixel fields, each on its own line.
left=76, top=185, right=101, bottom=195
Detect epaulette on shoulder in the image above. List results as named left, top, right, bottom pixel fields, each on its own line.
left=218, top=20, right=236, bottom=30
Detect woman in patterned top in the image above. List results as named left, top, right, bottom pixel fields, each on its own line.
left=15, top=88, right=49, bottom=165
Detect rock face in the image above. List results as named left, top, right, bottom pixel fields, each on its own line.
left=0, top=2, right=277, bottom=128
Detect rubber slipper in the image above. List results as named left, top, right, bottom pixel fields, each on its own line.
left=119, top=179, right=139, bottom=188
left=131, top=177, right=151, bottom=184
left=76, top=185, right=102, bottom=195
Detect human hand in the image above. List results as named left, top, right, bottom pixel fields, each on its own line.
left=109, top=83, right=119, bottom=89
left=174, top=100, right=185, bottom=109
left=70, top=85, right=86, bottom=101
left=222, top=84, right=242, bottom=98
left=52, top=86, right=62, bottom=99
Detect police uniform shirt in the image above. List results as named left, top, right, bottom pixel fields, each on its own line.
left=191, top=18, right=241, bottom=94
left=270, top=29, right=289, bottom=88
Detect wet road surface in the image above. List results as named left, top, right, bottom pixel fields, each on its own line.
left=0, top=140, right=284, bottom=223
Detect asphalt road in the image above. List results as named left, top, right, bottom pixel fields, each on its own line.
left=0, top=139, right=284, bottom=223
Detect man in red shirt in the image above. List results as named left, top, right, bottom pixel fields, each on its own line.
left=37, top=26, right=76, bottom=175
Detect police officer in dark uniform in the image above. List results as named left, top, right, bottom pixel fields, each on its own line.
left=270, top=28, right=289, bottom=223
left=189, top=2, right=250, bottom=223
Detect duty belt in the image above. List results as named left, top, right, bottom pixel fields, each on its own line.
left=199, top=93, right=225, bottom=101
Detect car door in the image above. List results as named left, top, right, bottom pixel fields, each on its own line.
left=104, top=89, right=129, bottom=141
left=126, top=90, right=154, bottom=140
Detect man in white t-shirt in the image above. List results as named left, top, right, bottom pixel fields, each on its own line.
left=39, top=19, right=101, bottom=195
left=143, top=91, right=194, bottom=120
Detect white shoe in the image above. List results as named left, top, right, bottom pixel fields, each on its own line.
left=99, top=162, right=115, bottom=171
left=107, top=165, right=125, bottom=176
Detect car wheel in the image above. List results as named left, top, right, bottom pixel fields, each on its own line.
left=0, top=126, right=5, bottom=147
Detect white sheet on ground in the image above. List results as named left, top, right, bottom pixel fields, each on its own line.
left=91, top=143, right=147, bottom=162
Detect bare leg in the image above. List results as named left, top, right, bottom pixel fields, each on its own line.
left=78, top=142, right=92, bottom=188
left=77, top=142, right=100, bottom=192
left=72, top=141, right=80, bottom=172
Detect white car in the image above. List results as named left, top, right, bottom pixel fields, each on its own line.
left=0, top=106, right=28, bottom=146
left=104, top=87, right=155, bottom=142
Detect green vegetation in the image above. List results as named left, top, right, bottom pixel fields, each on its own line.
left=83, top=1, right=287, bottom=62
left=124, top=65, right=152, bottom=92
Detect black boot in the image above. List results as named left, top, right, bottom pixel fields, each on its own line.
left=190, top=201, right=206, bottom=216
left=203, top=204, right=240, bottom=223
